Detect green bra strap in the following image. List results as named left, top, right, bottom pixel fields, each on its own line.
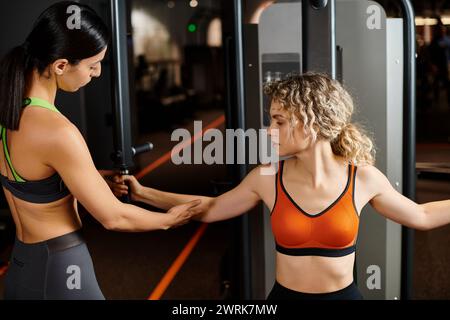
left=0, top=97, right=58, bottom=183
left=24, top=97, right=61, bottom=113
left=1, top=127, right=25, bottom=182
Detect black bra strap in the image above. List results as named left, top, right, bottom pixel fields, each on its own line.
left=0, top=174, right=70, bottom=204
left=276, top=244, right=356, bottom=257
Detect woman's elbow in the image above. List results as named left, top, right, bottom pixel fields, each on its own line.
left=196, top=199, right=219, bottom=223
left=197, top=214, right=215, bottom=224
left=94, top=204, right=125, bottom=231
left=102, top=217, right=120, bottom=231
left=99, top=214, right=123, bottom=231
left=414, top=206, right=431, bottom=231
left=414, top=221, right=430, bottom=232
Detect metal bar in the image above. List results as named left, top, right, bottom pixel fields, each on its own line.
left=233, top=0, right=252, bottom=299
left=373, top=0, right=416, bottom=300
left=110, top=0, right=133, bottom=172
left=302, top=0, right=336, bottom=77
left=399, top=0, right=416, bottom=301
left=330, top=0, right=336, bottom=79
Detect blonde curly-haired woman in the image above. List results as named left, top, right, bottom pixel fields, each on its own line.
left=113, top=73, right=450, bottom=300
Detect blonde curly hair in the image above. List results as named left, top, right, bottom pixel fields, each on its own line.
left=264, top=72, right=375, bottom=166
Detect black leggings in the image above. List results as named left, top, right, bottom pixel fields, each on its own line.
left=4, top=230, right=104, bottom=300
left=267, top=281, right=364, bottom=300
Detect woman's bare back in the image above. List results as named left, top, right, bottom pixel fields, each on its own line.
left=0, top=106, right=81, bottom=243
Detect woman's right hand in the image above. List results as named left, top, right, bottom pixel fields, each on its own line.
left=165, top=200, right=202, bottom=229
left=112, top=175, right=143, bottom=201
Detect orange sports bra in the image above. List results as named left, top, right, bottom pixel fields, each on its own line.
left=271, top=160, right=359, bottom=257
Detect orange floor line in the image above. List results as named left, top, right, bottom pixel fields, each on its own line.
left=142, top=116, right=224, bottom=299
left=148, top=223, right=208, bottom=300
left=0, top=264, right=8, bottom=277
left=136, top=115, right=226, bottom=180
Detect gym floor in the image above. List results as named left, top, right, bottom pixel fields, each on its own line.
left=413, top=144, right=450, bottom=299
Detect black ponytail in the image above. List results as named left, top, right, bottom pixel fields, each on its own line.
left=0, top=44, right=32, bottom=130
left=0, top=1, right=109, bottom=130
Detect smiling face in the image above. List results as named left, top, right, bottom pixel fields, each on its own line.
left=267, top=99, right=312, bottom=157
left=51, top=47, right=107, bottom=92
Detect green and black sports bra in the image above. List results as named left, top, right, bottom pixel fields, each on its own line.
left=0, top=97, right=70, bottom=204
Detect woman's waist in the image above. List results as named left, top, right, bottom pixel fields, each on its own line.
left=276, top=252, right=355, bottom=293
left=13, top=205, right=82, bottom=245
left=13, top=229, right=86, bottom=255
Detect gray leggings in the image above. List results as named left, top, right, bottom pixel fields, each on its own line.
left=4, top=230, right=104, bottom=300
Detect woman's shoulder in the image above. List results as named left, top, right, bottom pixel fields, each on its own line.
left=19, top=106, right=82, bottom=146
left=240, top=163, right=278, bottom=199
left=250, top=163, right=278, bottom=179
left=355, top=164, right=384, bottom=179
left=354, top=163, right=391, bottom=194
left=241, top=163, right=276, bottom=184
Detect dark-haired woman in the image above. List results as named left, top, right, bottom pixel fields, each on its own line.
left=0, top=2, right=200, bottom=300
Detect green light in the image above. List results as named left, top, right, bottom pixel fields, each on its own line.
left=188, top=23, right=197, bottom=33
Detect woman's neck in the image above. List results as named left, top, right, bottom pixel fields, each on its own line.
left=25, top=69, right=57, bottom=104
left=291, top=140, right=347, bottom=188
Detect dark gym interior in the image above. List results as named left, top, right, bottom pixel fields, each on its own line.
left=0, top=0, right=450, bottom=300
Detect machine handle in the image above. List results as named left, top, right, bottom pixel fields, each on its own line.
left=132, top=142, right=154, bottom=157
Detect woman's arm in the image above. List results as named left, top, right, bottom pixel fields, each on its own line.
left=99, top=170, right=122, bottom=197
left=367, top=166, right=450, bottom=231
left=113, top=175, right=211, bottom=210
left=44, top=120, right=201, bottom=232
left=117, top=166, right=264, bottom=223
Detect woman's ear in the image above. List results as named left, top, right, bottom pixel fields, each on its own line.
left=52, top=59, right=69, bottom=76
left=291, top=115, right=300, bottom=127
left=302, top=124, right=316, bottom=142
